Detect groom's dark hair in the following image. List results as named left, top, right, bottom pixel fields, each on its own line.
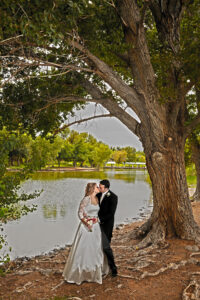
left=100, top=179, right=110, bottom=189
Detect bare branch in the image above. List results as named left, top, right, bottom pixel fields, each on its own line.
left=80, top=78, right=141, bottom=137
left=54, top=113, right=112, bottom=135
left=0, top=55, right=95, bottom=75
left=32, top=96, right=99, bottom=113
left=68, top=37, right=143, bottom=118
left=0, top=35, right=23, bottom=45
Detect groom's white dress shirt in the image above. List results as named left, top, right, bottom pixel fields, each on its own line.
left=100, top=190, right=109, bottom=204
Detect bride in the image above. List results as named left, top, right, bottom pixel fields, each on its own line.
left=63, top=182, right=109, bottom=285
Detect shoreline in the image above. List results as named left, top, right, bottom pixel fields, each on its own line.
left=2, top=189, right=195, bottom=263
left=6, top=166, right=147, bottom=172
left=3, top=219, right=146, bottom=267
left=6, top=167, right=98, bottom=172
left=5, top=212, right=150, bottom=263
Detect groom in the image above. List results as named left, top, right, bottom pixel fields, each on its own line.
left=97, top=179, right=118, bottom=277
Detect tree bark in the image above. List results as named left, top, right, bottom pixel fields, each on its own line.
left=132, top=113, right=200, bottom=247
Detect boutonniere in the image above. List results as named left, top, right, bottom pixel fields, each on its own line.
left=106, top=192, right=111, bottom=197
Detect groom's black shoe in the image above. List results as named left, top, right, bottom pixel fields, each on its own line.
left=111, top=268, right=118, bottom=277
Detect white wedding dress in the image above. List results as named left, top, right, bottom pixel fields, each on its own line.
left=63, top=196, right=110, bottom=285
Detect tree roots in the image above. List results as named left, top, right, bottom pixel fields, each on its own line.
left=130, top=219, right=166, bottom=249
left=182, top=273, right=200, bottom=300
left=130, top=217, right=200, bottom=250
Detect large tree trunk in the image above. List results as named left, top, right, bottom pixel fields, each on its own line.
left=191, top=138, right=200, bottom=202
left=132, top=115, right=200, bottom=247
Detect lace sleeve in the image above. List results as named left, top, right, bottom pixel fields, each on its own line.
left=78, top=196, right=90, bottom=220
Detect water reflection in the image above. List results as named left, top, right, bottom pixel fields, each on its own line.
left=31, top=171, right=108, bottom=181
left=42, top=203, right=67, bottom=219
left=2, top=169, right=152, bottom=259
left=31, top=169, right=149, bottom=184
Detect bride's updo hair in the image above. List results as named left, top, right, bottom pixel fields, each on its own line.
left=85, top=183, right=97, bottom=197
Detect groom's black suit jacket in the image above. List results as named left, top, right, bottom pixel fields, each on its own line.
left=97, top=190, right=118, bottom=242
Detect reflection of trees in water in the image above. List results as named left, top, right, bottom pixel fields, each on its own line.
left=60, top=204, right=67, bottom=217
left=43, top=204, right=57, bottom=219
left=148, top=192, right=153, bottom=206
left=112, top=171, right=151, bottom=186
left=32, top=171, right=108, bottom=181
left=32, top=170, right=151, bottom=186
left=113, top=173, right=136, bottom=183
left=42, top=203, right=67, bottom=219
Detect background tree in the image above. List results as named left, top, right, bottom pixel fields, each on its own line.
left=56, top=139, right=73, bottom=167
left=67, top=131, right=89, bottom=167
left=8, top=133, right=32, bottom=166
left=86, top=134, right=99, bottom=167
left=1, top=0, right=200, bottom=246
left=135, top=151, right=146, bottom=163
left=112, top=150, right=127, bottom=166
left=122, top=146, right=136, bottom=162
left=0, top=129, right=38, bottom=264
left=47, top=135, right=63, bottom=167
left=91, top=142, right=112, bottom=169
left=29, top=136, right=52, bottom=170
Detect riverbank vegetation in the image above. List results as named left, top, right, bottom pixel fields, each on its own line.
left=0, top=129, right=40, bottom=266
left=2, top=127, right=144, bottom=170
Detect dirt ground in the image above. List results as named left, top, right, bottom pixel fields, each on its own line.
left=1, top=202, right=200, bottom=300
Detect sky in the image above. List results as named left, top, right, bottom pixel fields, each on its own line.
left=69, top=102, right=143, bottom=151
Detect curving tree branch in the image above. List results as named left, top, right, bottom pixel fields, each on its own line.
left=80, top=78, right=141, bottom=137
left=54, top=113, right=112, bottom=135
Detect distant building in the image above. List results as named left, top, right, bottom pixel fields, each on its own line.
left=106, top=161, right=116, bottom=165
left=105, top=161, right=146, bottom=168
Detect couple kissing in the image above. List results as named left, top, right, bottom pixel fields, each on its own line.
left=63, top=179, right=118, bottom=285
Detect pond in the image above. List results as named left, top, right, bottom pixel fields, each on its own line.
left=1, top=169, right=152, bottom=260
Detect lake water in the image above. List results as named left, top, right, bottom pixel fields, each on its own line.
left=1, top=169, right=152, bottom=260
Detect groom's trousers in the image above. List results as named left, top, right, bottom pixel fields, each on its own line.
left=100, top=225, right=117, bottom=272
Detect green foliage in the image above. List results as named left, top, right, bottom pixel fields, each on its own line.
left=0, top=77, right=84, bottom=136
left=0, top=0, right=128, bottom=133
left=135, top=151, right=146, bottom=162
left=91, top=143, right=112, bottom=168
left=1, top=0, right=200, bottom=137
left=181, top=1, right=200, bottom=83
left=120, top=146, right=136, bottom=162
left=0, top=128, right=40, bottom=267
left=57, top=130, right=112, bottom=168
left=112, top=150, right=127, bottom=165
left=0, top=234, right=11, bottom=267
left=69, top=131, right=90, bottom=167
left=185, top=138, right=192, bottom=167
left=28, top=135, right=59, bottom=170
left=0, top=129, right=39, bottom=206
